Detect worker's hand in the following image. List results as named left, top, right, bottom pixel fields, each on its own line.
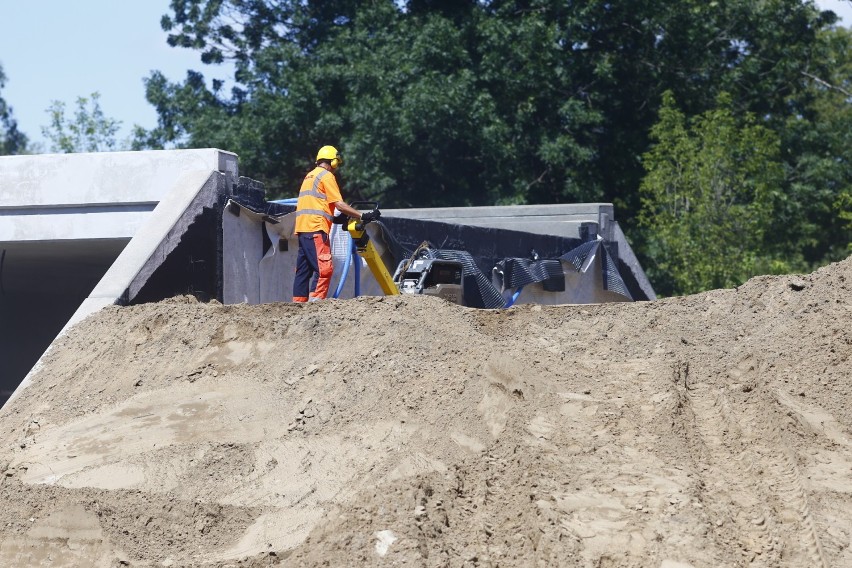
left=360, top=210, right=380, bottom=224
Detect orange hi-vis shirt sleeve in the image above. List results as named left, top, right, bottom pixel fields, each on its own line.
left=294, top=167, right=344, bottom=234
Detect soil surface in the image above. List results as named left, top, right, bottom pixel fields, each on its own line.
left=1, top=256, right=850, bottom=567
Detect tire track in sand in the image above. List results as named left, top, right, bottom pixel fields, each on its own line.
left=678, top=358, right=827, bottom=567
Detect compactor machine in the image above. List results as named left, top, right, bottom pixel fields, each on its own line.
left=340, top=203, right=464, bottom=304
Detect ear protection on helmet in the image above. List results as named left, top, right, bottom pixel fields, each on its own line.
left=331, top=152, right=343, bottom=169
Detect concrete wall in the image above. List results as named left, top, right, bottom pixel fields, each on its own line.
left=384, top=203, right=615, bottom=240
left=1, top=149, right=237, bottom=241
left=385, top=204, right=655, bottom=301
left=222, top=201, right=651, bottom=308
left=0, top=149, right=238, bottom=408
left=223, top=204, right=367, bottom=304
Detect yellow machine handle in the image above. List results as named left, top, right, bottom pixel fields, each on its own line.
left=346, top=219, right=399, bottom=296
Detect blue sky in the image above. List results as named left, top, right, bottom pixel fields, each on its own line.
left=0, top=0, right=233, bottom=150
left=0, top=1, right=849, bottom=151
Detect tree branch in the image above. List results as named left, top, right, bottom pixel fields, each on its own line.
left=800, top=70, right=852, bottom=98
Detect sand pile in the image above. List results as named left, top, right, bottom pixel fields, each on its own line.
left=0, top=256, right=850, bottom=567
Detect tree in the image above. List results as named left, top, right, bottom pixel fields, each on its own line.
left=776, top=25, right=852, bottom=264
left=136, top=0, right=850, bottom=289
left=139, top=1, right=834, bottom=199
left=638, top=92, right=787, bottom=296
left=42, top=92, right=121, bottom=153
left=0, top=63, right=28, bottom=155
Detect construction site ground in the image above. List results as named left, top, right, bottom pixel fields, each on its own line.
left=0, top=256, right=850, bottom=567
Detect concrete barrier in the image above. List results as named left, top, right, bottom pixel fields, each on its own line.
left=0, top=149, right=238, bottom=407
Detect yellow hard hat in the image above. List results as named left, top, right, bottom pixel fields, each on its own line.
left=316, top=145, right=343, bottom=169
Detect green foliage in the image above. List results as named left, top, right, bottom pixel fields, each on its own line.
left=136, top=0, right=851, bottom=292
left=42, top=93, right=122, bottom=153
left=778, top=26, right=852, bottom=263
left=638, top=92, right=786, bottom=295
left=135, top=1, right=616, bottom=204
left=0, top=63, right=28, bottom=155
left=838, top=189, right=852, bottom=244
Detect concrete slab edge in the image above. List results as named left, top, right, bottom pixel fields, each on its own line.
left=611, top=222, right=656, bottom=301
left=87, top=170, right=219, bottom=301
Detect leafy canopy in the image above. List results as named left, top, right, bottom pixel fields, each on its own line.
left=42, top=93, right=122, bottom=154
left=639, top=92, right=785, bottom=295
left=136, top=0, right=851, bottom=293
left=0, top=63, right=28, bottom=155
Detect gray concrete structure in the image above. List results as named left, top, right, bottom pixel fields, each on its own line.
left=1, top=149, right=238, bottom=406
left=384, top=203, right=616, bottom=240
left=223, top=201, right=654, bottom=307
left=1, top=149, right=654, bottom=409
left=223, top=203, right=387, bottom=304
left=384, top=204, right=655, bottom=301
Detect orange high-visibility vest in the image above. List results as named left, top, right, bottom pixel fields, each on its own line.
left=294, top=166, right=343, bottom=234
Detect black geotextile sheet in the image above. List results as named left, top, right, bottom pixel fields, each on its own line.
left=372, top=221, right=507, bottom=309
left=229, top=198, right=645, bottom=305
left=378, top=219, right=634, bottom=305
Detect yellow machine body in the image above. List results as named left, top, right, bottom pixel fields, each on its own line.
left=346, top=219, right=400, bottom=296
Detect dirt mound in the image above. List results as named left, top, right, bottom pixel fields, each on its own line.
left=1, top=257, right=850, bottom=567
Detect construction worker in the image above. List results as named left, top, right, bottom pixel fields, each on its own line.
left=292, top=145, right=376, bottom=302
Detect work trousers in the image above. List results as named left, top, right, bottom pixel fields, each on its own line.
left=293, top=231, right=333, bottom=302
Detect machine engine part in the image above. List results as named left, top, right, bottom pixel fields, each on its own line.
left=394, top=258, right=464, bottom=305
